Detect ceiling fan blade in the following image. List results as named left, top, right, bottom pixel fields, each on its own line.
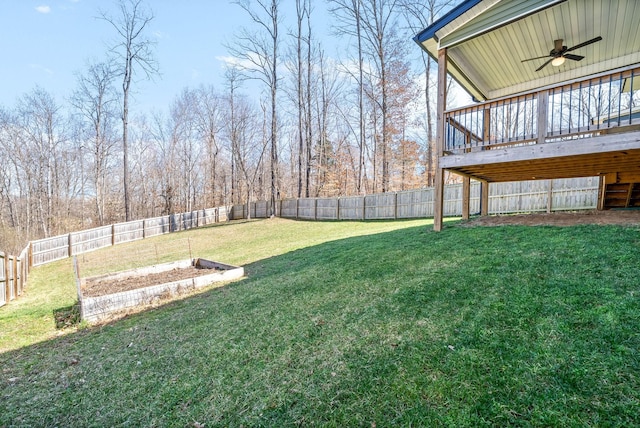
left=564, top=54, right=584, bottom=61
left=565, top=36, right=602, bottom=52
left=521, top=55, right=552, bottom=62
left=536, top=58, right=554, bottom=72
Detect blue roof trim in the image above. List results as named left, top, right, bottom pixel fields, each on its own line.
left=413, top=0, right=484, bottom=44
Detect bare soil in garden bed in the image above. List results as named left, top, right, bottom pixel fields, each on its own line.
left=460, top=209, right=640, bottom=228
left=82, top=266, right=223, bottom=298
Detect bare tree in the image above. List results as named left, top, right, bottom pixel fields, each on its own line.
left=401, top=0, right=455, bottom=186
left=229, top=0, right=281, bottom=216
left=328, top=0, right=367, bottom=194
left=15, top=87, right=67, bottom=237
left=100, top=0, right=158, bottom=221
left=194, top=85, right=224, bottom=207
left=70, top=60, right=119, bottom=225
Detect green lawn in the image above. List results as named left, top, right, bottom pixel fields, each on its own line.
left=1, top=218, right=639, bottom=426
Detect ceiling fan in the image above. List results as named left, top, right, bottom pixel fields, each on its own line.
left=521, top=36, right=603, bottom=71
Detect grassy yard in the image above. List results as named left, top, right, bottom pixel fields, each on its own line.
left=1, top=218, right=639, bottom=426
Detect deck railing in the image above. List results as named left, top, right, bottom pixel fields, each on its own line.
left=444, top=66, right=640, bottom=154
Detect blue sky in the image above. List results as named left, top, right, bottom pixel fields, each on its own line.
left=0, top=0, right=335, bottom=114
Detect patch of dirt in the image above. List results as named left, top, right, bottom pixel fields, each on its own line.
left=83, top=266, right=222, bottom=298
left=459, top=209, right=640, bottom=227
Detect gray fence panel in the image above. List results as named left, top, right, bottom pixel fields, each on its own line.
left=397, top=189, right=434, bottom=218
left=32, top=235, right=69, bottom=266
left=297, top=199, right=316, bottom=219
left=71, top=225, right=113, bottom=255
left=145, top=216, right=171, bottom=237
left=231, top=205, right=245, bottom=220
left=280, top=200, right=297, bottom=218
left=254, top=201, right=269, bottom=218
left=365, top=194, right=395, bottom=220
left=113, top=221, right=144, bottom=244
left=316, top=198, right=338, bottom=220
left=339, top=196, right=364, bottom=220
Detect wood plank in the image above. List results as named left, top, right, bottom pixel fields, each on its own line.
left=481, top=180, right=489, bottom=216
left=434, top=48, right=448, bottom=232
left=625, top=183, right=634, bottom=207
left=537, top=90, right=548, bottom=145
left=462, top=176, right=470, bottom=220
left=440, top=131, right=640, bottom=169
left=597, top=174, right=605, bottom=210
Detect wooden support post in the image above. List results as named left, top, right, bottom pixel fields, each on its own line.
left=314, top=198, right=318, bottom=221
left=434, top=48, right=448, bottom=231
left=462, top=176, right=471, bottom=220
left=337, top=197, right=341, bottom=220
left=597, top=174, right=605, bottom=210
left=68, top=233, right=73, bottom=258
left=537, top=90, right=549, bottom=145
left=111, top=224, right=116, bottom=246
left=547, top=179, right=554, bottom=213
left=625, top=183, right=634, bottom=208
left=480, top=180, right=489, bottom=216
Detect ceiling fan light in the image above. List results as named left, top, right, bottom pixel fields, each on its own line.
left=551, top=56, right=566, bottom=67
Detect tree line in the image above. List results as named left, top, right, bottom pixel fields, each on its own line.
left=0, top=0, right=456, bottom=252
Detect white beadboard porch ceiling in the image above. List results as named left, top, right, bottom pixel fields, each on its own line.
left=415, top=0, right=640, bottom=101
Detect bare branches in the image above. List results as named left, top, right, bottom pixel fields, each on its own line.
left=229, top=0, right=281, bottom=215
left=99, top=0, right=158, bottom=221
left=99, top=0, right=159, bottom=83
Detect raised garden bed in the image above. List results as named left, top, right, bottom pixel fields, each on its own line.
left=75, top=258, right=244, bottom=323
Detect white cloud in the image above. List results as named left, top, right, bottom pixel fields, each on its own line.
left=30, top=64, right=54, bottom=75
left=35, top=5, right=51, bottom=14
left=215, top=53, right=270, bottom=73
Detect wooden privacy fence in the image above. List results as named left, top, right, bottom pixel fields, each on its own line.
left=278, top=177, right=599, bottom=221
left=2, top=176, right=599, bottom=307
left=0, top=246, right=30, bottom=307
left=31, top=207, right=231, bottom=266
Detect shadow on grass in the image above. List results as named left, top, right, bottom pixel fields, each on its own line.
left=1, top=223, right=639, bottom=427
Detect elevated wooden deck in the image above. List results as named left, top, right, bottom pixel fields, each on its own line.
left=440, top=67, right=640, bottom=185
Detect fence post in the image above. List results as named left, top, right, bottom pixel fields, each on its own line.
left=394, top=192, right=398, bottom=219
left=314, top=198, right=318, bottom=221
left=2, top=252, right=8, bottom=303
left=68, top=233, right=73, bottom=257
left=337, top=197, right=341, bottom=220
left=111, top=224, right=116, bottom=246
left=547, top=179, right=554, bottom=213
left=5, top=254, right=11, bottom=301
left=362, top=196, right=366, bottom=220
left=13, top=256, right=18, bottom=297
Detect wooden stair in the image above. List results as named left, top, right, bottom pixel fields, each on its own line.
left=603, top=182, right=640, bottom=209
